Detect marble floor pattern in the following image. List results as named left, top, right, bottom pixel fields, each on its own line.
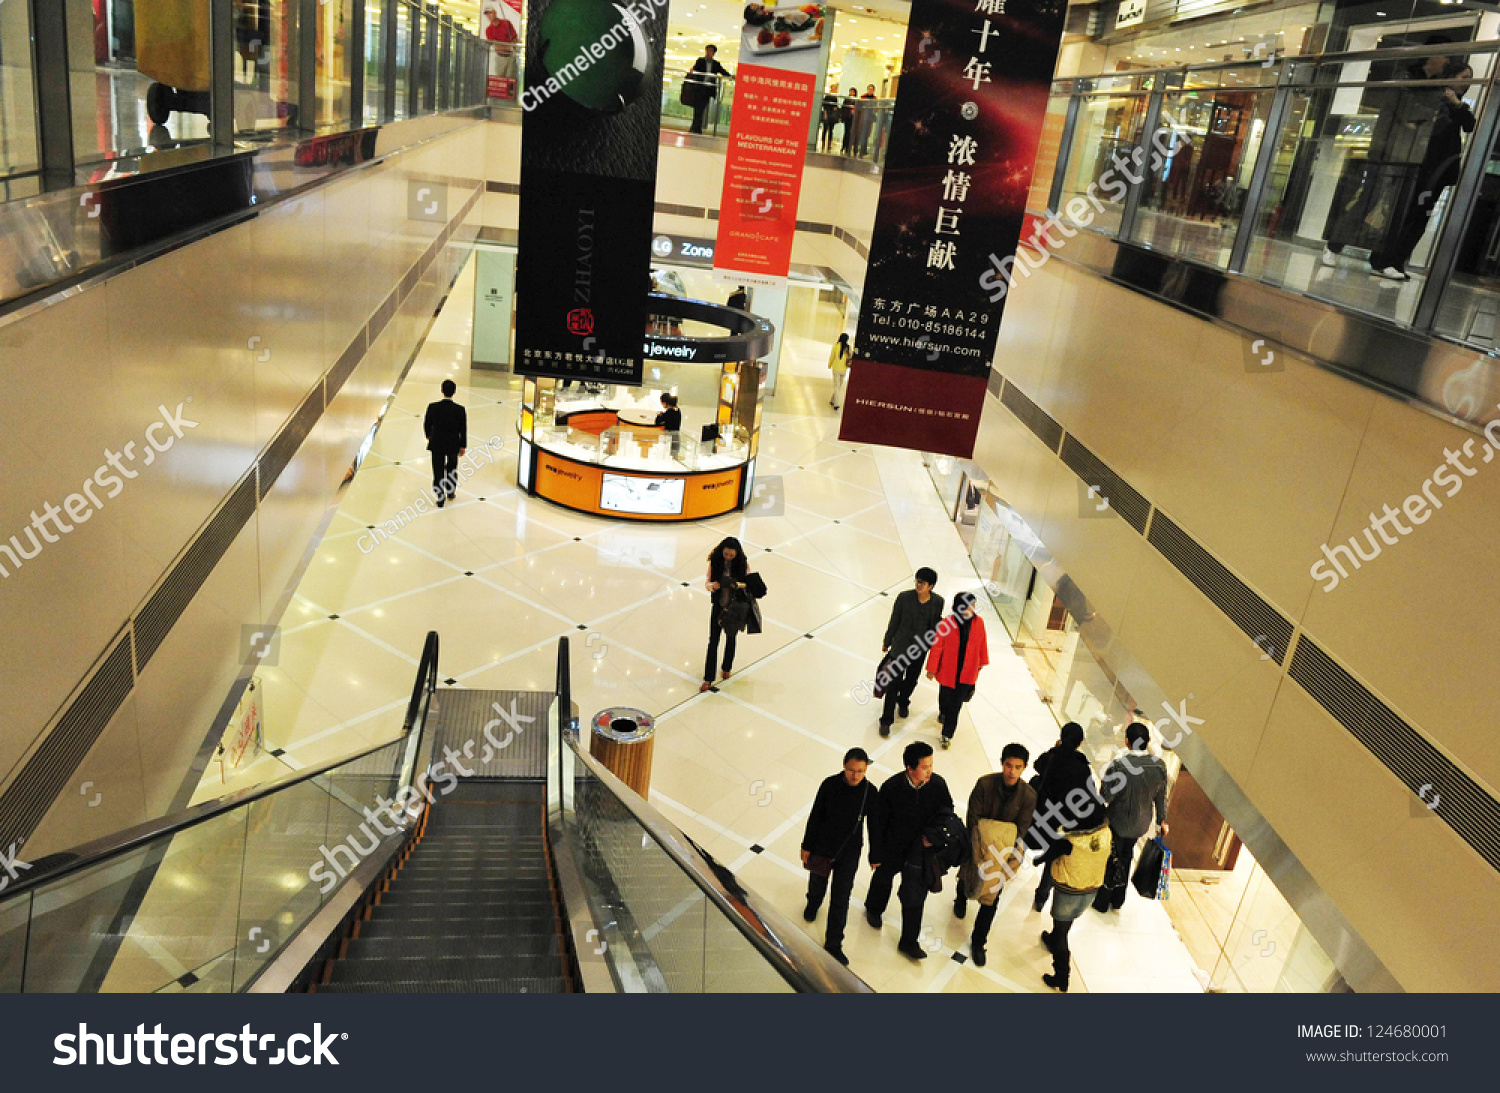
left=172, top=254, right=1206, bottom=994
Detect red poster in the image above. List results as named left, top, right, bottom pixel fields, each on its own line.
left=713, top=4, right=825, bottom=288
left=483, top=0, right=521, bottom=101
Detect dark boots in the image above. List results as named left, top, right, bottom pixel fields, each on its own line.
left=970, top=903, right=997, bottom=967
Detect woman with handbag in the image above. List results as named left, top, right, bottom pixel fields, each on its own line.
left=800, top=747, right=872, bottom=966
left=1035, top=816, right=1112, bottom=992
left=700, top=537, right=762, bottom=691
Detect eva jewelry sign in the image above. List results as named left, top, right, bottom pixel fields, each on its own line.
left=1115, top=0, right=1147, bottom=29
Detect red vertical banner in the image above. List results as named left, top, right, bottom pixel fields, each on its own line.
left=712, top=4, right=826, bottom=288
left=838, top=0, right=1067, bottom=458
left=483, top=0, right=522, bottom=101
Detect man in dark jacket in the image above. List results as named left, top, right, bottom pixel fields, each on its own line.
left=865, top=741, right=953, bottom=960
left=423, top=379, right=467, bottom=507
left=1093, top=720, right=1170, bottom=912
left=877, top=567, right=944, bottom=736
left=1027, top=721, right=1103, bottom=913
left=954, top=743, right=1036, bottom=966
left=801, top=747, right=873, bottom=965
left=685, top=45, right=732, bottom=134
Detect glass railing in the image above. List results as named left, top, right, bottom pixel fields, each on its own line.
left=0, top=632, right=438, bottom=993
left=659, top=66, right=893, bottom=166
left=547, top=639, right=868, bottom=993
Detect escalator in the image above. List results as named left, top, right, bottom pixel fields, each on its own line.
left=0, top=634, right=869, bottom=994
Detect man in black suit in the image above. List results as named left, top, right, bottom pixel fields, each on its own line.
left=686, top=45, right=731, bottom=134
left=865, top=740, right=953, bottom=960
left=423, top=379, right=467, bottom=508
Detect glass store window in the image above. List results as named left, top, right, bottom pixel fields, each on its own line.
left=420, top=8, right=438, bottom=114
left=71, top=0, right=213, bottom=165
left=315, top=0, right=355, bottom=127
left=234, top=0, right=302, bottom=135
left=394, top=2, right=411, bottom=119
left=0, top=0, right=40, bottom=192
left=1243, top=48, right=1489, bottom=326
left=1055, top=82, right=1151, bottom=237
left=1434, top=124, right=1500, bottom=346
left=1130, top=69, right=1278, bottom=268
left=365, top=1, right=387, bottom=124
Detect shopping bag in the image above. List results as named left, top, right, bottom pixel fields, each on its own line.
left=1131, top=836, right=1171, bottom=900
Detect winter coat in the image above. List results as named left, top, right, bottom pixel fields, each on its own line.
left=1027, top=747, right=1103, bottom=853
left=925, top=615, right=988, bottom=687
left=801, top=775, right=873, bottom=860
left=867, top=771, right=953, bottom=868
left=958, top=773, right=1037, bottom=900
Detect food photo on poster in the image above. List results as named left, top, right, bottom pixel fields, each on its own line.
left=740, top=3, right=826, bottom=74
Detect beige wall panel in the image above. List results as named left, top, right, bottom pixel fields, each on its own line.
left=971, top=394, right=1059, bottom=541
left=991, top=256, right=1066, bottom=398
left=133, top=518, right=263, bottom=819
left=0, top=293, right=137, bottom=752
left=1245, top=681, right=1497, bottom=991
left=486, top=119, right=520, bottom=184
left=1298, top=401, right=1500, bottom=789
left=21, top=696, right=146, bottom=860
left=105, top=228, right=259, bottom=576
left=256, top=428, right=335, bottom=624
left=1033, top=472, right=1154, bottom=639
left=1109, top=546, right=1281, bottom=781
left=250, top=193, right=329, bottom=451
left=322, top=173, right=379, bottom=349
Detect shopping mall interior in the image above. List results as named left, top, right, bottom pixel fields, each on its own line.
left=0, top=0, right=1495, bottom=997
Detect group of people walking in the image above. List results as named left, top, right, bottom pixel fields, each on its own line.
left=800, top=715, right=1169, bottom=992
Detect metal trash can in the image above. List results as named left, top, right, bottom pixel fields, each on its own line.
left=588, top=707, right=656, bottom=800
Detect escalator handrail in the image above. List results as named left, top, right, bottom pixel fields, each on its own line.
left=553, top=637, right=870, bottom=993
left=0, top=631, right=443, bottom=903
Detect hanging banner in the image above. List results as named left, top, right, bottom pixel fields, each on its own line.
left=515, top=0, right=669, bottom=386
left=484, top=0, right=523, bottom=100
left=711, top=4, right=826, bottom=288
left=839, top=0, right=1067, bottom=458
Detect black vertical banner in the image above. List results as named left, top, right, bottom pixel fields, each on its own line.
left=515, top=0, right=670, bottom=385
left=839, top=0, right=1066, bottom=457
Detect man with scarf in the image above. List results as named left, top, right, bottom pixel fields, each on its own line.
left=925, top=590, right=990, bottom=748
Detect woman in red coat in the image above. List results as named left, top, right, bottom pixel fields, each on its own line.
left=925, top=591, right=989, bottom=748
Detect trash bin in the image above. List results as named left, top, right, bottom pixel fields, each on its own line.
left=588, top=707, right=656, bottom=800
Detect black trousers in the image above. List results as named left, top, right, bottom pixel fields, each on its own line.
left=865, top=862, right=927, bottom=949
left=956, top=877, right=1001, bottom=947
left=1370, top=183, right=1448, bottom=273
left=704, top=607, right=737, bottom=681
left=840, top=116, right=853, bottom=153
left=1093, top=832, right=1140, bottom=911
left=805, top=850, right=860, bottom=950
left=879, top=656, right=923, bottom=723
left=430, top=448, right=459, bottom=500
left=690, top=96, right=712, bottom=133
left=937, top=683, right=975, bottom=739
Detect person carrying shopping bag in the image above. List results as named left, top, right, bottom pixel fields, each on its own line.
left=828, top=333, right=852, bottom=409
left=701, top=537, right=765, bottom=691
left=924, top=591, right=989, bottom=748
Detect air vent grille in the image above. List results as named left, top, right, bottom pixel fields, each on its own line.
left=1147, top=510, right=1294, bottom=665
left=999, top=380, right=1063, bottom=452
left=1290, top=637, right=1500, bottom=872
left=326, top=329, right=367, bottom=400
left=0, top=632, right=134, bottom=852
left=257, top=384, right=324, bottom=500
left=135, top=474, right=257, bottom=671
left=1060, top=435, right=1151, bottom=533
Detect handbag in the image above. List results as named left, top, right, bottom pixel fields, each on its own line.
left=804, top=783, right=872, bottom=877
left=721, top=590, right=751, bottom=634
left=1131, top=836, right=1172, bottom=900
left=871, top=653, right=895, bottom=699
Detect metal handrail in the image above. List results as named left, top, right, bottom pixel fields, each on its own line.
left=552, top=637, right=870, bottom=993
left=0, top=631, right=443, bottom=904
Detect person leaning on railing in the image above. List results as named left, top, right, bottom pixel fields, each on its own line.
left=684, top=45, right=733, bottom=134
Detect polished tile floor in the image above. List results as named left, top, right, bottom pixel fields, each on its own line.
left=178, top=255, right=1206, bottom=994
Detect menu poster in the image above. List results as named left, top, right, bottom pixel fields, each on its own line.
left=838, top=0, right=1066, bottom=458
left=711, top=4, right=825, bottom=289
left=515, top=0, right=669, bottom=386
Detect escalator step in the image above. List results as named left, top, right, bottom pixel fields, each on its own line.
left=357, top=920, right=550, bottom=942
left=314, top=977, right=566, bottom=994
left=376, top=891, right=553, bottom=908
left=347, top=935, right=560, bottom=960
left=329, top=954, right=563, bottom=983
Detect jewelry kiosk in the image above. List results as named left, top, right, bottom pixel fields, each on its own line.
left=516, top=295, right=772, bottom=521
